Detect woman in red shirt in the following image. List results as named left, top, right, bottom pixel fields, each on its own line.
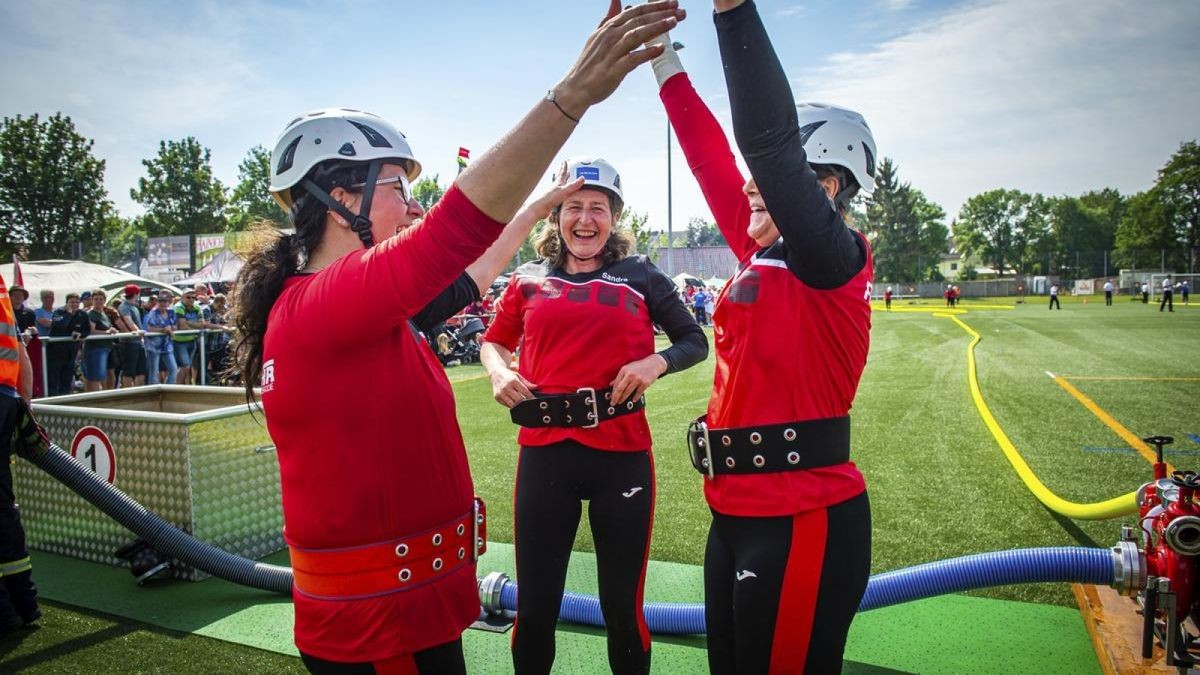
left=481, top=157, right=706, bottom=674
left=228, top=5, right=687, bottom=673
left=650, top=2, right=877, bottom=671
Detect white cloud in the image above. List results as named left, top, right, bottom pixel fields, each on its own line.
left=777, top=5, right=806, bottom=18
left=794, top=0, right=1200, bottom=219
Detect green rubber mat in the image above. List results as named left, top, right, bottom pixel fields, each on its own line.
left=31, top=545, right=1099, bottom=673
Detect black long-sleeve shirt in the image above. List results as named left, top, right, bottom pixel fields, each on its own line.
left=715, top=1, right=866, bottom=290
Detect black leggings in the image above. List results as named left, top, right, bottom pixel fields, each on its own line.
left=299, top=638, right=465, bottom=674
left=513, top=440, right=654, bottom=675
left=705, top=491, right=871, bottom=675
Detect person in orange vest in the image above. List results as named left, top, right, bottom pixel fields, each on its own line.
left=0, top=272, right=50, bottom=635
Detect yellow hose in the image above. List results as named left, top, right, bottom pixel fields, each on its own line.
left=938, top=313, right=1137, bottom=520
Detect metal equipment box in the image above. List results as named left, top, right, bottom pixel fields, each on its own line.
left=13, top=386, right=282, bottom=581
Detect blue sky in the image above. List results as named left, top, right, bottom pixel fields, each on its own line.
left=2, top=0, right=1198, bottom=233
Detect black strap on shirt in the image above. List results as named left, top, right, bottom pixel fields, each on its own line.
left=686, top=414, right=850, bottom=477
left=510, top=387, right=645, bottom=429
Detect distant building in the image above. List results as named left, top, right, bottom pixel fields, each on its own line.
left=650, top=246, right=739, bottom=280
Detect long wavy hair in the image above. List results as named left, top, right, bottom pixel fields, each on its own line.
left=533, top=191, right=634, bottom=269
left=227, top=161, right=374, bottom=404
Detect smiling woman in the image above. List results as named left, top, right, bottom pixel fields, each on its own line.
left=480, top=155, right=707, bottom=673
left=224, top=3, right=689, bottom=673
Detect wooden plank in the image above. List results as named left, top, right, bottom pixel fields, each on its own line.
left=1074, top=582, right=1176, bottom=674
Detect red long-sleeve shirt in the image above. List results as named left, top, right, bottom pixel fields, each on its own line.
left=262, top=186, right=505, bottom=662
left=661, top=73, right=871, bottom=517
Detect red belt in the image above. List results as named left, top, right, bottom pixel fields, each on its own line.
left=289, top=498, right=487, bottom=600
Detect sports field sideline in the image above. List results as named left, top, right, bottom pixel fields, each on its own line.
left=2, top=297, right=1196, bottom=673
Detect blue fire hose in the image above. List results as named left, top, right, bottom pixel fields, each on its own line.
left=31, top=442, right=1120, bottom=635
left=485, top=546, right=1117, bottom=635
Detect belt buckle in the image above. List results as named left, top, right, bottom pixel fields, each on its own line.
left=577, top=387, right=599, bottom=429
left=700, top=420, right=714, bottom=479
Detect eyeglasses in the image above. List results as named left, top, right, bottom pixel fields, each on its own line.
left=350, top=174, right=412, bottom=203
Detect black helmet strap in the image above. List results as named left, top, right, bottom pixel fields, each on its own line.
left=299, top=159, right=384, bottom=249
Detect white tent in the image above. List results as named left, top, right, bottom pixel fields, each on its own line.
left=672, top=272, right=704, bottom=290
left=704, top=276, right=727, bottom=288
left=177, top=249, right=244, bottom=286
left=0, top=259, right=179, bottom=303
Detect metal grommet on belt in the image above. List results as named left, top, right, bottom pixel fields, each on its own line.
left=607, top=406, right=615, bottom=415
left=477, top=537, right=485, bottom=549
left=749, top=432, right=762, bottom=445
left=432, top=557, right=444, bottom=571
left=784, top=428, right=797, bottom=441
left=432, top=533, right=443, bottom=546
left=725, top=457, right=736, bottom=468
left=626, top=401, right=634, bottom=410
left=477, top=513, right=485, bottom=524
left=395, top=543, right=409, bottom=557
left=539, top=401, right=548, bottom=410
left=565, top=414, right=573, bottom=423
left=722, top=435, right=732, bottom=447
left=787, top=451, right=800, bottom=465
left=398, top=568, right=412, bottom=582
left=458, top=547, right=466, bottom=560
left=542, top=415, right=551, bottom=424
left=753, top=454, right=765, bottom=468
left=697, top=437, right=706, bottom=447
left=604, top=391, right=610, bottom=400
left=456, top=524, right=465, bottom=536
left=701, top=458, right=710, bottom=468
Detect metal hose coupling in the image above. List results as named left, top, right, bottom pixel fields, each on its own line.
left=1111, top=539, right=1146, bottom=597
left=1164, top=516, right=1200, bottom=556
left=479, top=571, right=510, bottom=614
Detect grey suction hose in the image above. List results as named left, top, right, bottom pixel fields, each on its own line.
left=30, top=443, right=293, bottom=595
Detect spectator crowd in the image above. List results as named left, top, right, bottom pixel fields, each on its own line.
left=8, top=282, right=234, bottom=397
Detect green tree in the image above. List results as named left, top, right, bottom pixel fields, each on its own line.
left=131, top=137, right=227, bottom=240
left=620, top=210, right=655, bottom=259
left=684, top=217, right=727, bottom=247
left=1115, top=188, right=1180, bottom=270
left=861, top=158, right=948, bottom=282
left=953, top=189, right=1045, bottom=277
left=0, top=112, right=111, bottom=260
left=227, top=145, right=287, bottom=231
left=412, top=174, right=445, bottom=212
left=1155, top=140, right=1200, bottom=272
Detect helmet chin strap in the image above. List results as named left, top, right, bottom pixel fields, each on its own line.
left=300, top=159, right=383, bottom=249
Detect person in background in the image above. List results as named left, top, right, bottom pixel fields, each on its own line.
left=205, top=294, right=232, bottom=386
left=143, top=290, right=178, bottom=385
left=83, top=289, right=118, bottom=392
left=1103, top=279, right=1114, bottom=306
left=193, top=283, right=212, bottom=311
left=117, top=285, right=148, bottom=388
left=0, top=271, right=45, bottom=635
left=104, top=298, right=123, bottom=389
left=1160, top=275, right=1174, bottom=312
left=47, top=292, right=90, bottom=396
left=692, top=285, right=709, bottom=325
left=884, top=285, right=893, bottom=311
left=172, top=290, right=213, bottom=384
left=1181, top=280, right=1190, bottom=305
left=1049, top=284, right=1061, bottom=310
left=34, top=291, right=54, bottom=337
left=1142, top=281, right=1150, bottom=304
left=9, top=287, right=34, bottom=335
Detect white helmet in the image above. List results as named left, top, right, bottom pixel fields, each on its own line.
left=562, top=156, right=623, bottom=206
left=796, top=103, right=876, bottom=196
left=269, top=108, right=421, bottom=211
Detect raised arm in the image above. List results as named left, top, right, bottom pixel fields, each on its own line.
left=455, top=2, right=686, bottom=223
left=647, top=36, right=756, bottom=260
left=714, top=1, right=865, bottom=288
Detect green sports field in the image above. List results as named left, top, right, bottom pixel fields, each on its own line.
left=2, top=297, right=1197, bottom=672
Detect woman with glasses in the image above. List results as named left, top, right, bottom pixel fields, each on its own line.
left=648, top=2, right=877, bottom=671
left=229, top=4, right=686, bottom=673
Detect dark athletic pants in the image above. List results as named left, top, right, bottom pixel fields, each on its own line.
left=1161, top=290, right=1174, bottom=312
left=300, top=638, right=465, bottom=674
left=0, top=395, right=39, bottom=625
left=513, top=440, right=654, bottom=675
left=1105, top=291, right=1112, bottom=306
left=1049, top=295, right=1061, bottom=309
left=705, top=491, right=871, bottom=675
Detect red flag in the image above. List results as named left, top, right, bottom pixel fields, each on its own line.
left=457, top=147, right=470, bottom=160
left=12, top=255, right=24, bottom=287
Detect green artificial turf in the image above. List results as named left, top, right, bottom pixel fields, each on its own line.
left=3, top=298, right=1195, bottom=672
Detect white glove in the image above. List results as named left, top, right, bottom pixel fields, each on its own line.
left=648, top=31, right=685, bottom=88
